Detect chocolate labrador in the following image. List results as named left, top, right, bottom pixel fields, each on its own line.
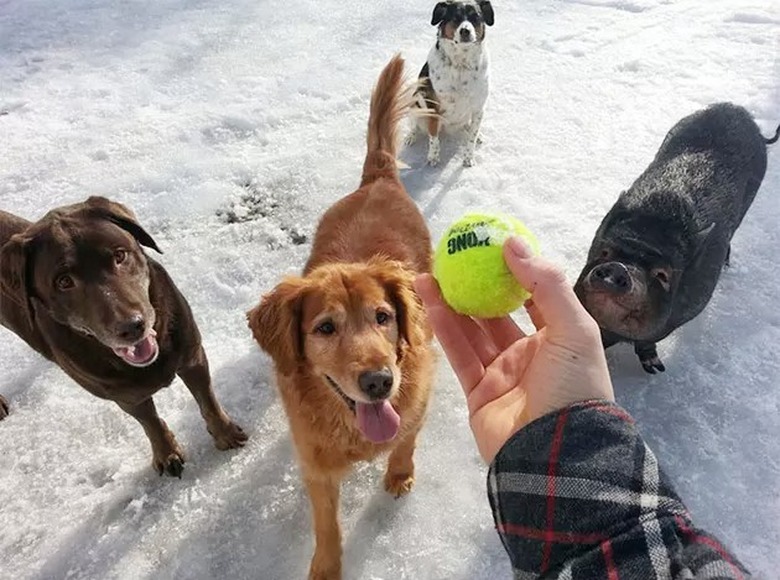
left=0, top=196, right=247, bottom=476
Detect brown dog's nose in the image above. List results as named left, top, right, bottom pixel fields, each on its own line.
left=117, top=315, right=146, bottom=343
left=358, top=369, right=393, bottom=400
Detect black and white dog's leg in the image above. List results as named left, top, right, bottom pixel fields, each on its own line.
left=463, top=110, right=484, bottom=167
left=427, top=116, right=441, bottom=167
left=404, top=118, right=421, bottom=146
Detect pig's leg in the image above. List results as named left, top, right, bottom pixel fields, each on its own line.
left=635, top=341, right=665, bottom=374
left=601, top=329, right=622, bottom=349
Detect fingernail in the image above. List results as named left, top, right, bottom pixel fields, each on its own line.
left=506, top=236, right=532, bottom=259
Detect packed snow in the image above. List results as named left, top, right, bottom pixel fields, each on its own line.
left=0, top=0, right=778, bottom=578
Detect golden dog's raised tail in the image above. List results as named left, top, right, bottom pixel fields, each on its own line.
left=361, top=54, right=415, bottom=187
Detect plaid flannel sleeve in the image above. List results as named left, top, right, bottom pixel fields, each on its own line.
left=487, top=400, right=750, bottom=579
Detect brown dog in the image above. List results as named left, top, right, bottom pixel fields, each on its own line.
left=0, top=197, right=247, bottom=476
left=247, top=55, right=434, bottom=580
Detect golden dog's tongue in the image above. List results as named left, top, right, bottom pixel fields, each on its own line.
left=355, top=400, right=400, bottom=443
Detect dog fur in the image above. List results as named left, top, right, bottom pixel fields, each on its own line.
left=0, top=198, right=247, bottom=475
left=247, top=55, right=434, bottom=580
left=408, top=0, right=494, bottom=167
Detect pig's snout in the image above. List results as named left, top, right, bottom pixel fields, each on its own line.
left=589, top=262, right=632, bottom=295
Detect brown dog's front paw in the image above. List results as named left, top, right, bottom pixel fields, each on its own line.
left=308, top=553, right=341, bottom=580
left=153, top=448, right=186, bottom=478
left=0, top=395, right=9, bottom=420
left=384, top=470, right=415, bottom=498
left=209, top=420, right=248, bottom=451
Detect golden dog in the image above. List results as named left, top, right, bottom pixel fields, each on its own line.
left=247, top=55, right=434, bottom=580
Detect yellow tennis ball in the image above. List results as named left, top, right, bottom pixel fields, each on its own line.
left=433, top=212, right=539, bottom=318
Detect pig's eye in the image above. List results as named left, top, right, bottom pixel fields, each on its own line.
left=652, top=268, right=671, bottom=291
left=599, top=248, right=611, bottom=259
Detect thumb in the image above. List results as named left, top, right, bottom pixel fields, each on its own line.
left=503, top=237, right=597, bottom=339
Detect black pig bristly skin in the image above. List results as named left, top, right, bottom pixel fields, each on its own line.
left=575, top=102, right=777, bottom=374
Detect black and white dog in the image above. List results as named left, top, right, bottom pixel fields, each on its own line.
left=407, top=1, right=494, bottom=167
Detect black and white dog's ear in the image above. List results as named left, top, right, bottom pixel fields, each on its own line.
left=478, top=0, right=495, bottom=26
left=431, top=2, right=449, bottom=25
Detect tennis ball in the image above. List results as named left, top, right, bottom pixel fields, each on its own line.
left=433, top=212, right=539, bottom=318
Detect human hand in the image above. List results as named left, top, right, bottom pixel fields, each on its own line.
left=415, top=237, right=614, bottom=464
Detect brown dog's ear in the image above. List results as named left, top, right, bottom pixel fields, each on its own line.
left=85, top=196, right=162, bottom=254
left=369, top=260, right=429, bottom=361
left=246, top=278, right=307, bottom=375
left=0, top=233, right=36, bottom=330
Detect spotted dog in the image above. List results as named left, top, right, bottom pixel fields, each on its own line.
left=407, top=0, right=494, bottom=167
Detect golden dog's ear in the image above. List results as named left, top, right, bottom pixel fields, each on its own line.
left=85, top=196, right=162, bottom=254
left=369, top=260, right=429, bottom=361
left=246, top=277, right=307, bottom=375
left=0, top=233, right=36, bottom=330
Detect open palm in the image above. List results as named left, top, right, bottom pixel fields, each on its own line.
left=415, top=238, right=614, bottom=463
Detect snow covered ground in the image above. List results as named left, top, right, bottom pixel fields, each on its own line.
left=0, top=0, right=778, bottom=578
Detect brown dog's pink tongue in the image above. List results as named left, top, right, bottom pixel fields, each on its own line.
left=113, top=333, right=158, bottom=366
left=355, top=400, right=400, bottom=443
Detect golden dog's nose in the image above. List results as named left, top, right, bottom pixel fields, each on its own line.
left=358, top=369, right=393, bottom=400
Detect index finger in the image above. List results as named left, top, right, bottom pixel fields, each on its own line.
left=503, top=238, right=598, bottom=340
left=414, top=274, right=486, bottom=392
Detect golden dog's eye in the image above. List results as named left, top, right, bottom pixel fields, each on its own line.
left=114, top=249, right=127, bottom=264
left=376, top=311, right=390, bottom=325
left=315, top=321, right=336, bottom=335
left=56, top=275, right=75, bottom=291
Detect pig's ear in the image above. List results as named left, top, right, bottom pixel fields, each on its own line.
left=692, top=222, right=715, bottom=260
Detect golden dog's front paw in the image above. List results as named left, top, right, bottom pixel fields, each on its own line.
left=384, top=470, right=415, bottom=498
left=308, top=551, right=341, bottom=580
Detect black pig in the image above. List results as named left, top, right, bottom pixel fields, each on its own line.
left=575, top=103, right=779, bottom=373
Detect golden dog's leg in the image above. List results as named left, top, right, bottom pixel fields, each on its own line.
left=178, top=345, right=248, bottom=450
left=384, top=428, right=420, bottom=498
left=116, top=398, right=185, bottom=478
left=304, top=472, right=343, bottom=580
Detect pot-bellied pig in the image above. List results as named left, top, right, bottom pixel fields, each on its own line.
left=575, top=103, right=778, bottom=373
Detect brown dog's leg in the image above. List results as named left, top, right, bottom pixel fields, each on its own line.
left=304, top=472, right=343, bottom=580
left=117, top=398, right=185, bottom=477
left=177, top=345, right=248, bottom=450
left=384, top=428, right=421, bottom=498
left=0, top=394, right=9, bottom=420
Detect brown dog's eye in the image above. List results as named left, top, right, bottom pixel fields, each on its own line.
left=56, top=275, right=75, bottom=291
left=376, top=311, right=390, bottom=325
left=114, top=249, right=127, bottom=264
left=315, top=321, right=336, bottom=335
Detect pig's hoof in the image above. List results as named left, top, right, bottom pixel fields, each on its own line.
left=641, top=356, right=666, bottom=374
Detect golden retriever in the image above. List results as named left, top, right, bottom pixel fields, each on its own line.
left=247, top=55, right=434, bottom=580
